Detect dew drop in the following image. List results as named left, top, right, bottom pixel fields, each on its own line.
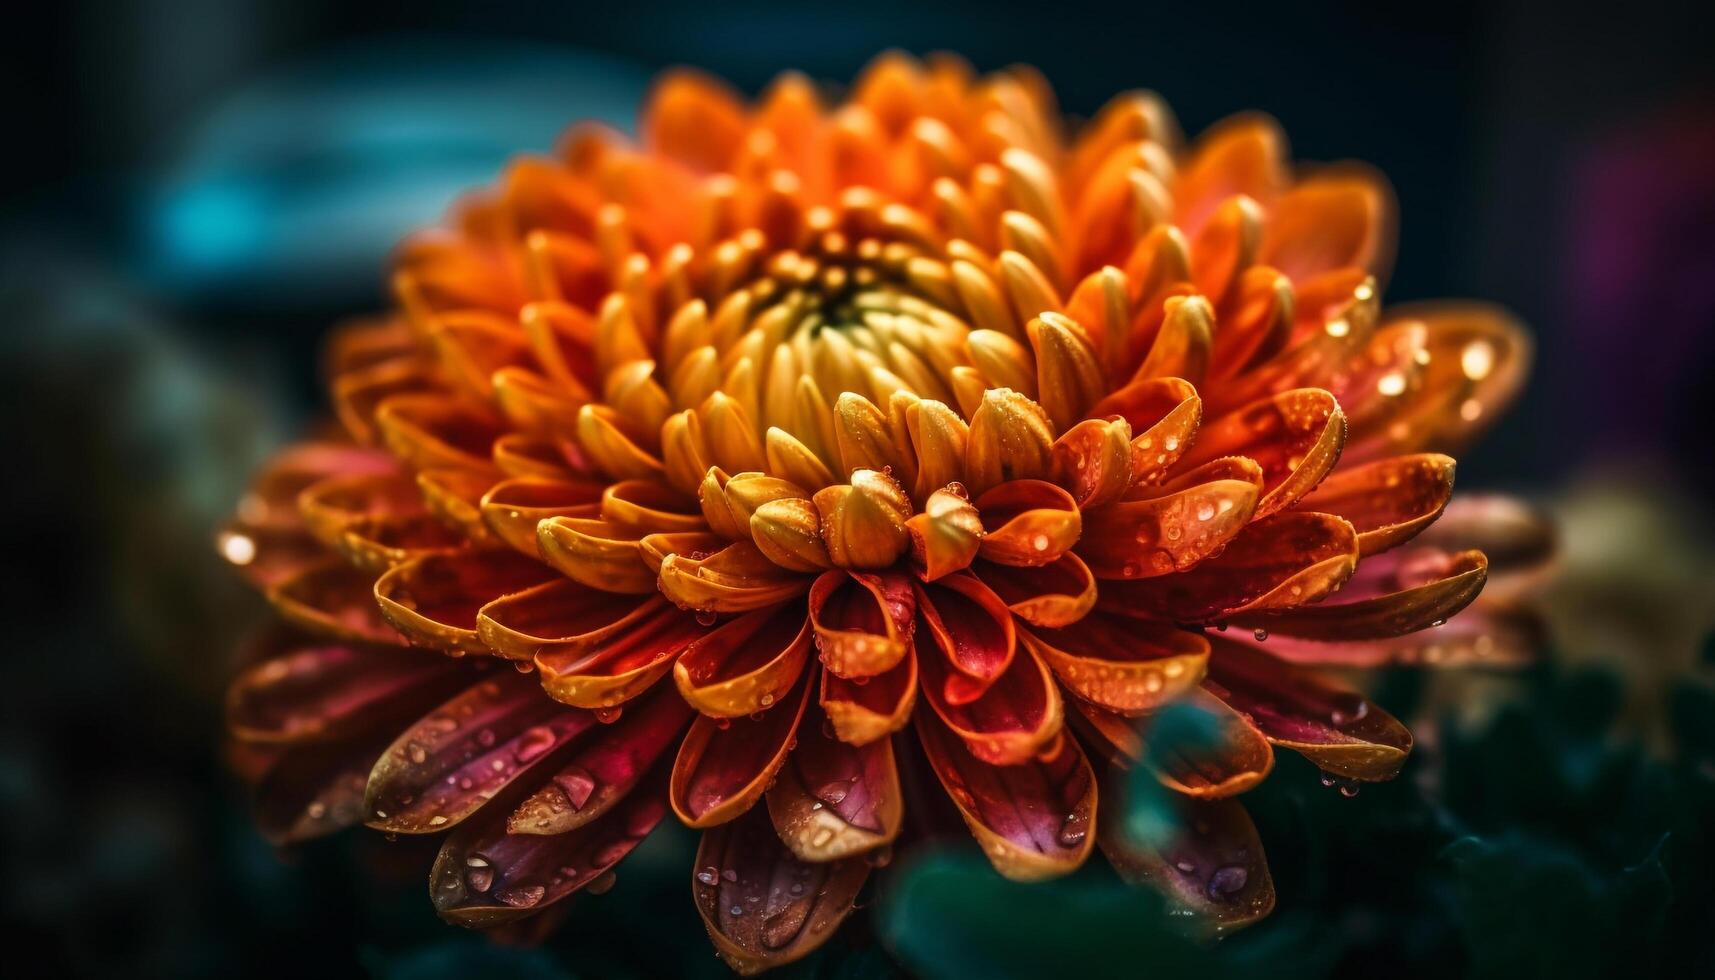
left=497, top=883, right=546, bottom=908
left=1207, top=865, right=1249, bottom=901
left=1252, top=629, right=1269, bottom=642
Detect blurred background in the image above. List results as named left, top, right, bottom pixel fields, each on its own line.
left=3, top=1, right=1713, bottom=977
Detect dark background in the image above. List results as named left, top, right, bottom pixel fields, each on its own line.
left=2, top=1, right=1713, bottom=977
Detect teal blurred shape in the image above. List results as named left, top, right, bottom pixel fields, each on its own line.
left=138, top=39, right=650, bottom=306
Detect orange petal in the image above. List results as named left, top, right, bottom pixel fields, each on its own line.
left=336, top=511, right=468, bottom=573
left=1051, top=416, right=1133, bottom=509
left=297, top=471, right=424, bottom=549
left=1099, top=511, right=1357, bottom=623
left=537, top=516, right=657, bottom=594
left=535, top=596, right=703, bottom=709
left=1088, top=376, right=1201, bottom=488
left=1258, top=168, right=1396, bottom=284
left=915, top=712, right=1097, bottom=882
left=1297, top=453, right=1456, bottom=555
left=480, top=476, right=604, bottom=557
left=1174, top=113, right=1287, bottom=235
left=643, top=69, right=747, bottom=172
left=975, top=479, right=1083, bottom=566
left=1022, top=613, right=1208, bottom=715
left=674, top=604, right=814, bottom=718
left=1205, top=637, right=1412, bottom=780
left=1079, top=477, right=1258, bottom=580
left=1097, top=794, right=1275, bottom=932
left=658, top=540, right=812, bottom=614
left=976, top=552, right=1097, bottom=628
left=765, top=710, right=902, bottom=861
left=692, top=803, right=871, bottom=975
left=475, top=578, right=652, bottom=662
left=820, top=647, right=918, bottom=746
left=906, top=486, right=984, bottom=581
left=1143, top=689, right=1275, bottom=798
left=1178, top=388, right=1346, bottom=518
left=808, top=570, right=916, bottom=679
left=671, top=667, right=812, bottom=828
left=374, top=550, right=555, bottom=655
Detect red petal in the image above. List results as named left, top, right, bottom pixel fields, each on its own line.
left=1098, top=794, right=1275, bottom=932
left=1079, top=477, right=1258, bottom=580
left=374, top=550, right=557, bottom=654
left=430, top=765, right=669, bottom=927
left=919, top=635, right=1063, bottom=765
left=506, top=683, right=691, bottom=835
left=809, top=570, right=915, bottom=678
left=268, top=557, right=402, bottom=645
left=1099, top=511, right=1357, bottom=623
left=1297, top=453, right=1456, bottom=556
left=692, top=803, right=870, bottom=974
left=914, top=573, right=1016, bottom=705
left=366, top=672, right=597, bottom=833
left=1231, top=546, right=1487, bottom=641
left=915, top=711, right=1097, bottom=881
left=1204, top=637, right=1412, bottom=780
left=534, top=596, right=704, bottom=709
left=671, top=666, right=812, bottom=827
left=476, top=578, right=652, bottom=662
left=974, top=480, right=1083, bottom=566
left=227, top=642, right=467, bottom=744
left=765, top=707, right=902, bottom=861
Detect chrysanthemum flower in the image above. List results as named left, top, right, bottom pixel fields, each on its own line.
left=221, top=52, right=1532, bottom=972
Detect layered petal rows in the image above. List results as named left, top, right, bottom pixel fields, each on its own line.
left=220, top=52, right=1536, bottom=973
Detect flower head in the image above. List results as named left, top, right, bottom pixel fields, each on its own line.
left=222, top=52, right=1531, bottom=972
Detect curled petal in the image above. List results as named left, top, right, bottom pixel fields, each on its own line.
left=1234, top=547, right=1487, bottom=641
left=1174, top=112, right=1286, bottom=235
left=575, top=404, right=665, bottom=481
left=228, top=642, right=467, bottom=744
left=375, top=550, right=555, bottom=654
left=965, top=389, right=1055, bottom=497
left=658, top=540, right=812, bottom=614
left=417, top=466, right=503, bottom=544
left=480, top=477, right=604, bottom=557
left=507, top=684, right=691, bottom=835
left=1297, top=453, right=1456, bottom=555
left=1259, top=168, right=1396, bottom=282
left=904, top=398, right=971, bottom=505
left=766, top=711, right=903, bottom=861
left=1029, top=313, right=1106, bottom=431
left=920, top=635, right=1062, bottom=765
left=1021, top=614, right=1208, bottom=715
left=375, top=393, right=504, bottom=472
left=639, top=530, right=728, bottom=573
left=336, top=511, right=468, bottom=573
left=809, top=570, right=915, bottom=679
left=1134, top=295, right=1213, bottom=388
left=1088, top=377, right=1201, bottom=486
left=906, top=487, right=984, bottom=581
left=692, top=804, right=871, bottom=975
left=1205, top=637, right=1412, bottom=780
left=814, top=469, right=913, bottom=570
left=674, top=604, right=813, bottom=717
left=915, top=574, right=1017, bottom=705
left=1101, top=511, right=1358, bottom=623
left=430, top=764, right=670, bottom=927
left=703, top=469, right=806, bottom=540
left=493, top=432, right=581, bottom=480
left=535, top=596, right=703, bottom=709
left=1144, top=689, right=1275, bottom=797
left=1254, top=600, right=1543, bottom=668
left=1179, top=388, right=1345, bottom=518
left=749, top=497, right=833, bottom=572
left=366, top=672, right=592, bottom=834
left=671, top=667, right=812, bottom=828
left=476, top=579, right=651, bottom=662
left=1415, top=493, right=1555, bottom=583
left=1051, top=416, right=1133, bottom=509
left=1079, top=477, right=1258, bottom=580
left=298, top=472, right=424, bottom=549
left=915, top=712, right=1097, bottom=881
left=975, top=479, right=1082, bottom=566
left=1097, top=794, right=1275, bottom=932
left=537, top=516, right=656, bottom=594
left=267, top=558, right=403, bottom=645
left=601, top=479, right=704, bottom=535
left=820, top=648, right=918, bottom=746
left=249, top=731, right=392, bottom=844
left=976, top=553, right=1097, bottom=628
left=332, top=355, right=438, bottom=446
